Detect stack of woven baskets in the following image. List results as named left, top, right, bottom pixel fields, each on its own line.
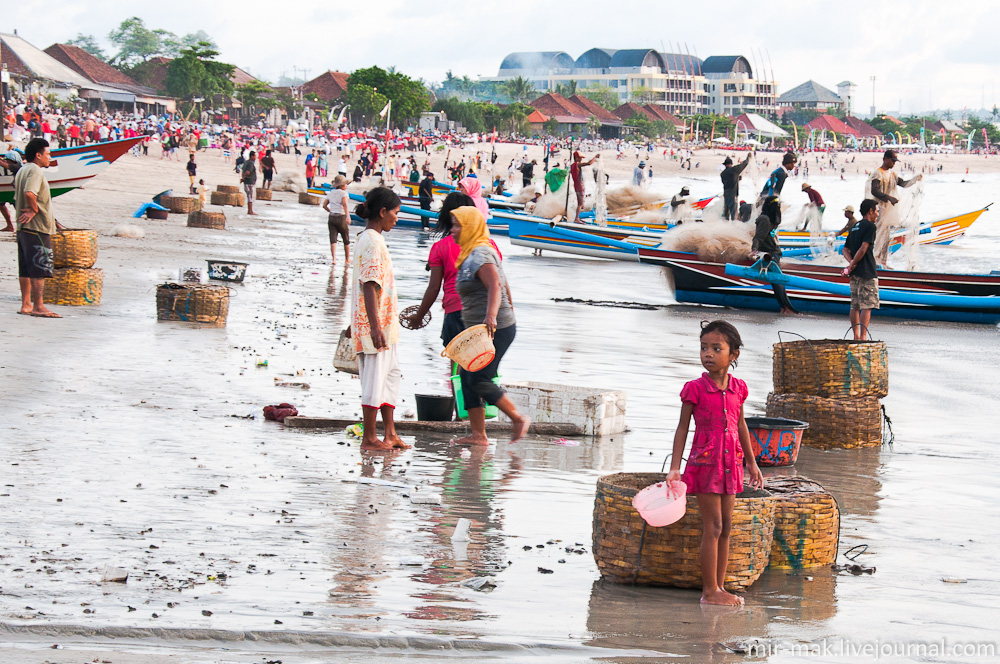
left=160, top=195, right=201, bottom=214
left=210, top=184, right=245, bottom=207
left=155, top=283, right=230, bottom=326
left=766, top=339, right=888, bottom=449
left=44, top=229, right=103, bottom=306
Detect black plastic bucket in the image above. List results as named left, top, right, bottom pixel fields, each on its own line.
left=415, top=394, right=454, bottom=421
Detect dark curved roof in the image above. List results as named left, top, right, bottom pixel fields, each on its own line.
left=575, top=48, right=616, bottom=70
left=609, top=49, right=665, bottom=70
left=701, top=55, right=752, bottom=77
left=660, top=52, right=703, bottom=75
left=499, top=51, right=575, bottom=73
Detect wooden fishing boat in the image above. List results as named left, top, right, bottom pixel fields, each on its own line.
left=0, top=137, right=146, bottom=204
left=637, top=248, right=1000, bottom=324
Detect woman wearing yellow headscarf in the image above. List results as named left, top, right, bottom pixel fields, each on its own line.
left=450, top=207, right=529, bottom=444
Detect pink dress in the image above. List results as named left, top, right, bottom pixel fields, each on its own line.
left=680, top=373, right=748, bottom=495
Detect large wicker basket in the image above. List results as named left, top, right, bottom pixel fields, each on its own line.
left=765, top=476, right=840, bottom=570
left=156, top=283, right=230, bottom=326
left=51, top=229, right=98, bottom=268
left=216, top=184, right=240, bottom=193
left=44, top=267, right=103, bottom=305
left=773, top=339, right=888, bottom=399
left=298, top=192, right=321, bottom=205
left=187, top=211, right=226, bottom=230
left=211, top=191, right=245, bottom=207
left=765, top=393, right=882, bottom=449
left=255, top=188, right=272, bottom=201
left=593, top=473, right=775, bottom=591
left=161, top=196, right=201, bottom=214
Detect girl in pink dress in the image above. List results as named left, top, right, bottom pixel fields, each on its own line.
left=667, top=321, right=763, bottom=606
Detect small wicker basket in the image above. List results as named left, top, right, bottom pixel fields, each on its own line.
left=187, top=211, right=226, bottom=230
left=765, top=393, right=882, bottom=449
left=216, top=184, right=240, bottom=193
left=255, top=188, right=272, bottom=201
left=773, top=339, right=888, bottom=399
left=765, top=476, right=840, bottom=570
left=210, top=191, right=245, bottom=207
left=593, top=473, right=775, bottom=591
left=156, top=283, right=230, bottom=326
left=43, top=267, right=103, bottom=305
left=298, top=192, right=321, bottom=205
left=51, top=229, right=98, bottom=268
left=162, top=196, right=201, bottom=214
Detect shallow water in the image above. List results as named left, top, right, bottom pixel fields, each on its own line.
left=1, top=165, right=999, bottom=662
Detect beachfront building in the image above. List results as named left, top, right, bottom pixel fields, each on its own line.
left=300, top=71, right=350, bottom=103
left=485, top=48, right=778, bottom=119
left=777, top=80, right=846, bottom=114
left=700, top=56, right=778, bottom=118
left=1, top=32, right=143, bottom=111
left=44, top=43, right=175, bottom=115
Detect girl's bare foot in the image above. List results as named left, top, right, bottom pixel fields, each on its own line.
left=510, top=416, right=531, bottom=443
left=385, top=434, right=411, bottom=449
left=700, top=589, right=745, bottom=606
left=452, top=433, right=490, bottom=446
left=360, top=436, right=393, bottom=450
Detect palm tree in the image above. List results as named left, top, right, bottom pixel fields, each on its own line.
left=555, top=80, right=578, bottom=97
left=991, top=105, right=999, bottom=122
left=504, top=77, right=536, bottom=104
left=587, top=114, right=601, bottom=138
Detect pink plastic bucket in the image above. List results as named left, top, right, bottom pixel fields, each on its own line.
left=632, top=480, right=687, bottom=527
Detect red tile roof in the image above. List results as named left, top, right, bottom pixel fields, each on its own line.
left=301, top=71, right=350, bottom=102
left=804, top=114, right=857, bottom=136
left=878, top=115, right=905, bottom=127
left=612, top=102, right=656, bottom=122
left=844, top=116, right=881, bottom=138
left=568, top=94, right=621, bottom=124
left=128, top=57, right=258, bottom=94
left=642, top=104, right=682, bottom=127
left=44, top=44, right=139, bottom=88
left=530, top=93, right=588, bottom=120
left=527, top=109, right=549, bottom=123
left=0, top=36, right=33, bottom=78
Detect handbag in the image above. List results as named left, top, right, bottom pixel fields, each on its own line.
left=333, top=327, right=359, bottom=374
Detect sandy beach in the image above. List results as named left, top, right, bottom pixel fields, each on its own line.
left=2, top=140, right=999, bottom=663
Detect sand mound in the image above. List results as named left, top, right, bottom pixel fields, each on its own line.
left=662, top=221, right=753, bottom=263
left=272, top=171, right=307, bottom=193
left=112, top=224, right=145, bottom=238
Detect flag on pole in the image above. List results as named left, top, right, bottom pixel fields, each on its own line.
left=379, top=100, right=391, bottom=119
left=491, top=127, right=496, bottom=145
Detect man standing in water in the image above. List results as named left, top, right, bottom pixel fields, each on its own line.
left=842, top=199, right=880, bottom=339
left=720, top=153, right=752, bottom=220
left=866, top=149, right=921, bottom=267
left=570, top=150, right=596, bottom=222
left=797, top=182, right=825, bottom=231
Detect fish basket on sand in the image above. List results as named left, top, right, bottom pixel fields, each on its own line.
left=593, top=472, right=775, bottom=591
left=51, top=229, right=98, bottom=268
left=441, top=324, right=495, bottom=371
left=210, top=191, right=245, bottom=207
left=765, top=393, right=882, bottom=449
left=773, top=338, right=888, bottom=399
left=43, top=267, right=103, bottom=305
left=162, top=196, right=201, bottom=214
left=187, top=211, right=226, bottom=230
left=765, top=476, right=840, bottom=570
left=298, top=192, right=321, bottom=205
left=216, top=185, right=240, bottom=194
left=156, top=283, right=230, bottom=326
left=255, top=188, right=272, bottom=201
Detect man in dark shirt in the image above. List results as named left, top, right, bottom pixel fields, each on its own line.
left=186, top=154, right=197, bottom=194
left=751, top=195, right=797, bottom=314
left=842, top=199, right=879, bottom=339
left=520, top=159, right=536, bottom=188
left=720, top=153, right=752, bottom=220
left=761, top=151, right=797, bottom=198
left=418, top=172, right=434, bottom=213
left=259, top=150, right=276, bottom=190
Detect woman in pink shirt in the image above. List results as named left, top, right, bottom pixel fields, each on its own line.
left=404, top=192, right=501, bottom=345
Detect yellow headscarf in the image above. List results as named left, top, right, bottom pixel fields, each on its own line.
left=453, top=206, right=494, bottom=269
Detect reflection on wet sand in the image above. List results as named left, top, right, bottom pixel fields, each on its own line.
left=792, top=445, right=885, bottom=519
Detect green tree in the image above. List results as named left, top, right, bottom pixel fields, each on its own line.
left=164, top=44, right=235, bottom=114
left=991, top=105, right=999, bottom=122
left=587, top=114, right=601, bottom=138
left=344, top=84, right=390, bottom=125
left=346, top=66, right=431, bottom=124
left=504, top=77, right=537, bottom=104
left=543, top=117, right=560, bottom=136
left=580, top=84, right=619, bottom=111
left=107, top=17, right=163, bottom=67
left=555, top=80, right=578, bottom=97
left=630, top=86, right=656, bottom=104
left=66, top=34, right=106, bottom=61
left=501, top=103, right=532, bottom=134
left=237, top=80, right=279, bottom=118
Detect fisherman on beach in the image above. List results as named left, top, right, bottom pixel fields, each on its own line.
left=570, top=151, right=596, bottom=222
left=720, top=153, right=752, bottom=220
left=865, top=149, right=922, bottom=267
left=14, top=138, right=62, bottom=318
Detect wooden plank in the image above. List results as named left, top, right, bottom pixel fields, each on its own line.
left=283, top=416, right=583, bottom=436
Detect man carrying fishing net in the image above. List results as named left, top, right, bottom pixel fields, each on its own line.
left=865, top=149, right=922, bottom=267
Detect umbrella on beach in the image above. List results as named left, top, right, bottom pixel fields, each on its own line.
left=712, top=137, right=732, bottom=144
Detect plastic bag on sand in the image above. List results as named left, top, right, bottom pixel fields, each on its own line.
left=461, top=577, right=497, bottom=592
left=662, top=222, right=753, bottom=263
left=263, top=403, right=298, bottom=422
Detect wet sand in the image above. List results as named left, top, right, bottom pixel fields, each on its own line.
left=1, top=144, right=999, bottom=663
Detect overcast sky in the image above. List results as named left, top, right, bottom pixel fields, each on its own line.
left=5, top=0, right=998, bottom=115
